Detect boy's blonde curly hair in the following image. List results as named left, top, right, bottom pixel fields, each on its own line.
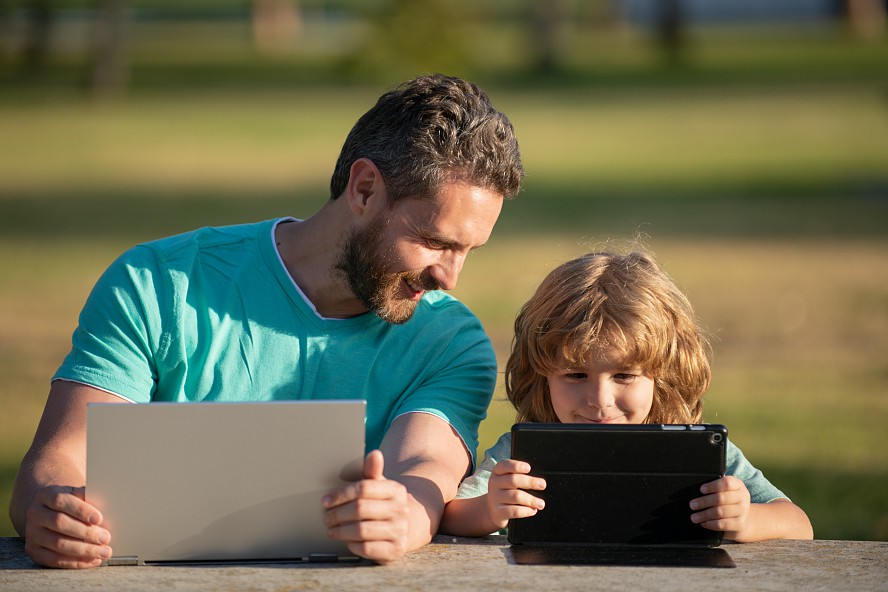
left=505, top=251, right=711, bottom=425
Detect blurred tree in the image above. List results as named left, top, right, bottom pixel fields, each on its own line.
left=251, top=0, right=302, bottom=55
left=91, top=0, right=129, bottom=99
left=656, top=0, right=686, bottom=65
left=346, top=0, right=470, bottom=82
left=530, top=0, right=560, bottom=73
left=841, top=0, right=886, bottom=40
left=21, top=0, right=52, bottom=71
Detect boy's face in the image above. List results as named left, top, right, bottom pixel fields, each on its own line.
left=546, top=348, right=654, bottom=424
left=337, top=179, right=503, bottom=324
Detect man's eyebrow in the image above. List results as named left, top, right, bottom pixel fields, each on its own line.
left=420, top=229, right=480, bottom=251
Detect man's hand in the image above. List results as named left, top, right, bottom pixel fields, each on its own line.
left=487, top=460, right=546, bottom=530
left=322, top=450, right=410, bottom=564
left=23, top=485, right=112, bottom=569
left=10, top=381, right=124, bottom=569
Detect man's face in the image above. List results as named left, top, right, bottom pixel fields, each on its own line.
left=336, top=180, right=503, bottom=324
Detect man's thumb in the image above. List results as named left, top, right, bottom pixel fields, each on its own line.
left=363, top=449, right=385, bottom=480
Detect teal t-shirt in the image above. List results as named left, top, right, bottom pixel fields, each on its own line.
left=54, top=218, right=497, bottom=459
left=457, top=431, right=789, bottom=503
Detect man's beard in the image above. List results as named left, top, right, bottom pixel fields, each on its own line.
left=334, top=213, right=439, bottom=325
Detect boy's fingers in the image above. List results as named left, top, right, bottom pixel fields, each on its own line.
left=492, top=460, right=531, bottom=475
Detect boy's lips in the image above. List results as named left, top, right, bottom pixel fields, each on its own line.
left=573, top=413, right=623, bottom=424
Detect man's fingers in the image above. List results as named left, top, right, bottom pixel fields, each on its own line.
left=23, top=486, right=113, bottom=568
left=344, top=540, right=406, bottom=566
left=38, top=486, right=103, bottom=527
left=323, top=477, right=403, bottom=509
left=327, top=516, right=405, bottom=543
left=25, top=527, right=112, bottom=569
left=25, top=544, right=105, bottom=570
left=324, top=497, right=408, bottom=528
left=30, top=494, right=110, bottom=545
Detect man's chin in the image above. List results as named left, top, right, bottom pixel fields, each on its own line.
left=372, top=299, right=420, bottom=325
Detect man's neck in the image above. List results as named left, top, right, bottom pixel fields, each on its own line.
left=275, top=206, right=369, bottom=319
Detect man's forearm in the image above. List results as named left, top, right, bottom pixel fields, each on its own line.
left=392, top=472, right=452, bottom=551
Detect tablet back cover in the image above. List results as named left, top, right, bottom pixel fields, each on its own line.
left=507, top=423, right=727, bottom=547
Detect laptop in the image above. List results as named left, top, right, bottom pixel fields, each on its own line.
left=86, top=400, right=366, bottom=565
left=507, top=423, right=736, bottom=568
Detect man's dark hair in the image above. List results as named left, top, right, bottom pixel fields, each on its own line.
left=330, top=74, right=524, bottom=202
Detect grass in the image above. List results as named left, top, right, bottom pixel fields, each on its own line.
left=1, top=25, right=886, bottom=541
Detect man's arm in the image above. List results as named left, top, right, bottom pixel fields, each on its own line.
left=322, top=412, right=471, bottom=563
left=10, top=380, right=125, bottom=568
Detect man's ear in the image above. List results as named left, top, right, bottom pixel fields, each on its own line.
left=345, top=158, right=387, bottom=217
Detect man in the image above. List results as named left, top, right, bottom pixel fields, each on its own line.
left=9, top=74, right=524, bottom=568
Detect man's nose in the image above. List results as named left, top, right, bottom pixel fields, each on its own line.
left=430, top=252, right=466, bottom=291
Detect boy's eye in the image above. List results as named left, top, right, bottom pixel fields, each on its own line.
left=614, top=372, right=638, bottom=381
left=564, top=372, right=587, bottom=380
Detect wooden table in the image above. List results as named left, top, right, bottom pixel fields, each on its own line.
left=1, top=535, right=885, bottom=591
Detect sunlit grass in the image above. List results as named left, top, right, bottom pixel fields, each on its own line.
left=2, top=86, right=886, bottom=195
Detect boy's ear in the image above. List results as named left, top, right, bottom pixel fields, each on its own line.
left=345, top=158, right=387, bottom=217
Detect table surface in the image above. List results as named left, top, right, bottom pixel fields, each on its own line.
left=1, top=535, right=886, bottom=591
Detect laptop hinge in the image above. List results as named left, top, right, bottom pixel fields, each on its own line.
left=103, top=556, right=144, bottom=566
left=307, top=553, right=341, bottom=563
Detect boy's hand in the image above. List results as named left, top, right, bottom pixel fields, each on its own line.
left=689, top=475, right=752, bottom=541
left=486, top=460, right=546, bottom=529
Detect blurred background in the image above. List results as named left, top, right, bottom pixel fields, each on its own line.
left=1, top=0, right=886, bottom=541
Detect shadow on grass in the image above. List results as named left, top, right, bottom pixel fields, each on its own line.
left=2, top=181, right=886, bottom=243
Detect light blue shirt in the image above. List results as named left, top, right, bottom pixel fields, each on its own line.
left=54, top=218, right=497, bottom=458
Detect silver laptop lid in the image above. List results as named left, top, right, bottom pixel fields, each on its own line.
left=87, top=400, right=366, bottom=564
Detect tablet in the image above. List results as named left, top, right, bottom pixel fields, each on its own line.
left=507, top=423, right=727, bottom=548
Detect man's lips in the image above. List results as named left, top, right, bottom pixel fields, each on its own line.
left=401, top=278, right=426, bottom=299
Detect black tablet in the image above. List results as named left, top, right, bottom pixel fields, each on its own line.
left=507, top=423, right=728, bottom=548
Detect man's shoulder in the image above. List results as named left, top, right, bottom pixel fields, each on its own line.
left=138, top=219, right=278, bottom=258
left=418, top=289, right=471, bottom=312
left=414, top=291, right=482, bottom=327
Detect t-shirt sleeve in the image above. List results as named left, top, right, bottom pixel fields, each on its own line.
left=456, top=432, right=512, bottom=499
left=52, top=245, right=163, bottom=403
left=726, top=439, right=790, bottom=504
left=392, top=300, right=498, bottom=467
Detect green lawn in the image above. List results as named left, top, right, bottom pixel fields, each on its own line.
left=1, top=28, right=887, bottom=540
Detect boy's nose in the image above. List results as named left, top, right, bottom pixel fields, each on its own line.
left=586, top=384, right=615, bottom=409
